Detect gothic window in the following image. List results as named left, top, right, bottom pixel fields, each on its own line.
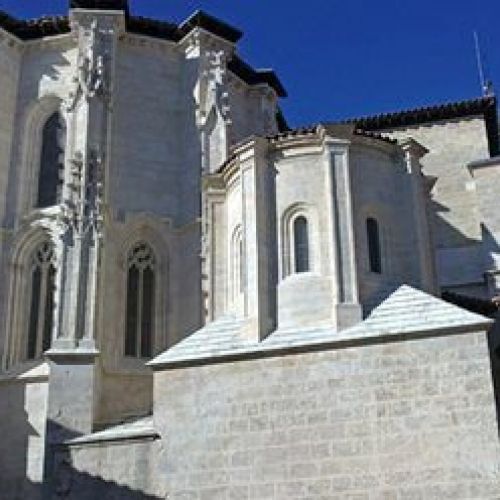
left=27, top=242, right=56, bottom=360
left=293, top=216, right=310, bottom=273
left=367, top=217, right=382, bottom=274
left=125, top=243, right=156, bottom=358
left=37, top=112, right=66, bottom=208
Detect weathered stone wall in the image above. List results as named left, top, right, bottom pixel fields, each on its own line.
left=0, top=32, right=21, bottom=222
left=469, top=160, right=500, bottom=278
left=0, top=370, right=48, bottom=500
left=385, top=118, right=489, bottom=248
left=153, top=330, right=500, bottom=499
left=384, top=118, right=491, bottom=295
left=0, top=32, right=21, bottom=366
left=350, top=144, right=426, bottom=308
left=52, top=438, right=161, bottom=499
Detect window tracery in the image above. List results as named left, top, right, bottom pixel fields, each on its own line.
left=125, top=243, right=156, bottom=358
left=26, top=241, right=56, bottom=360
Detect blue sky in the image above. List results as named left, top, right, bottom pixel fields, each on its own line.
left=1, top=0, right=499, bottom=127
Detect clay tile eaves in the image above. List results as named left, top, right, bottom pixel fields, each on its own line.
left=347, top=96, right=499, bottom=156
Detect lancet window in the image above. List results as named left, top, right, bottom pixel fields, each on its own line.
left=293, top=216, right=310, bottom=273
left=367, top=217, right=382, bottom=274
left=37, top=112, right=66, bottom=208
left=26, top=241, right=56, bottom=360
left=230, top=226, right=244, bottom=302
left=125, top=243, right=156, bottom=358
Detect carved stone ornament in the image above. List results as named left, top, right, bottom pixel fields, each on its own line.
left=66, top=19, right=111, bottom=111
left=57, top=148, right=105, bottom=239
left=196, top=49, right=232, bottom=130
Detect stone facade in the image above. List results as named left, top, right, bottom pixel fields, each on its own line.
left=0, top=1, right=499, bottom=499
left=154, top=331, right=499, bottom=500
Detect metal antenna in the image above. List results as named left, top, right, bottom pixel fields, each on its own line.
left=474, top=31, right=494, bottom=96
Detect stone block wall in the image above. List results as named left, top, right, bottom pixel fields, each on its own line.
left=153, top=330, right=500, bottom=499
left=50, top=438, right=161, bottom=499
left=0, top=372, right=48, bottom=500
left=0, top=33, right=20, bottom=220
left=386, top=118, right=489, bottom=249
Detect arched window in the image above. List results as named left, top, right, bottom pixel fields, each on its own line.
left=367, top=217, right=382, bottom=274
left=37, top=112, right=65, bottom=208
left=293, top=216, right=310, bottom=273
left=230, top=226, right=244, bottom=303
left=27, top=241, right=56, bottom=360
left=125, top=243, right=156, bottom=358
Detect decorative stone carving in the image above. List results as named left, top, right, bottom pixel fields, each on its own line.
left=66, top=19, right=111, bottom=111
left=195, top=47, right=233, bottom=172
left=58, top=148, right=104, bottom=239
left=196, top=49, right=231, bottom=129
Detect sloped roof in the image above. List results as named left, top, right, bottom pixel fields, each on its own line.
left=347, top=96, right=499, bottom=157
left=342, top=285, right=492, bottom=339
left=64, top=416, right=158, bottom=445
left=149, top=285, right=492, bottom=370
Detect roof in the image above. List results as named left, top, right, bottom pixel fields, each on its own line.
left=215, top=123, right=396, bottom=175
left=179, top=10, right=242, bottom=43
left=70, top=0, right=129, bottom=13
left=344, top=285, right=491, bottom=338
left=268, top=123, right=397, bottom=144
left=348, top=96, right=499, bottom=157
left=149, top=285, right=492, bottom=370
left=0, top=12, right=70, bottom=40
left=228, top=55, right=287, bottom=97
left=0, top=8, right=285, bottom=97
left=0, top=9, right=240, bottom=44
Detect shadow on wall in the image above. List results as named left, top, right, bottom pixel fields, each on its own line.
left=44, top=421, right=163, bottom=500
left=10, top=473, right=162, bottom=500
left=487, top=317, right=500, bottom=437
left=0, top=380, right=161, bottom=500
left=47, top=455, right=162, bottom=500
left=0, top=373, right=44, bottom=500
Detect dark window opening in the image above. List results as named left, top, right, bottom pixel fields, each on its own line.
left=37, top=112, right=65, bottom=208
left=125, top=243, right=155, bottom=359
left=294, top=216, right=310, bottom=273
left=367, top=217, right=382, bottom=274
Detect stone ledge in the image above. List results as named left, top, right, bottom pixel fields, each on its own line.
left=0, top=360, right=49, bottom=383
left=150, top=285, right=493, bottom=370
left=58, top=417, right=159, bottom=448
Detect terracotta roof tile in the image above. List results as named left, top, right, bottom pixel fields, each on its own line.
left=347, top=96, right=499, bottom=156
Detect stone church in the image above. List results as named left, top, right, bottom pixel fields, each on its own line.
left=0, top=0, right=500, bottom=498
